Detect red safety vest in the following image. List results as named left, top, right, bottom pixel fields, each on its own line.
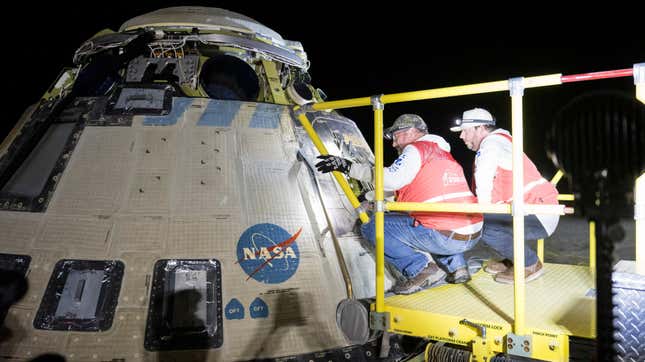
left=396, top=140, right=483, bottom=230
left=479, top=133, right=558, bottom=205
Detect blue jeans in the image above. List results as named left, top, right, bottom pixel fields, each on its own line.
left=360, top=213, right=480, bottom=276
left=482, top=214, right=550, bottom=266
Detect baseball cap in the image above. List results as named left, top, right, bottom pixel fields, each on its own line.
left=384, top=114, right=428, bottom=140
left=450, top=108, right=495, bottom=132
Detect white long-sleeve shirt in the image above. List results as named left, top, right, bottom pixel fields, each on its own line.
left=350, top=134, right=481, bottom=233
left=475, top=129, right=559, bottom=234
left=349, top=134, right=451, bottom=190
left=474, top=129, right=512, bottom=205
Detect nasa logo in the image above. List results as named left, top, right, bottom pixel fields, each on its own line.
left=236, top=223, right=301, bottom=284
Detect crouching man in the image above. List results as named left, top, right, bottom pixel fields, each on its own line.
left=316, top=114, right=483, bottom=294
left=451, top=108, right=560, bottom=284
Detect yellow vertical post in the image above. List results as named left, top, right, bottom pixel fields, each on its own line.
left=509, top=77, right=526, bottom=335
left=636, top=173, right=645, bottom=275
left=635, top=63, right=644, bottom=104
left=589, top=221, right=596, bottom=280
left=372, top=96, right=386, bottom=312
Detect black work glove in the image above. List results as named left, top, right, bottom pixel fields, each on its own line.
left=315, top=155, right=352, bottom=174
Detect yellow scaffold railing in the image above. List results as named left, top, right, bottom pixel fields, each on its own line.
left=294, top=63, right=644, bottom=342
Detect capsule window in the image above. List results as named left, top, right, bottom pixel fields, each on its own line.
left=199, top=55, right=259, bottom=101
left=33, top=260, right=124, bottom=331
left=144, top=259, right=223, bottom=351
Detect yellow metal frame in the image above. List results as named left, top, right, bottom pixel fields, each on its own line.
left=294, top=66, right=642, bottom=361
left=261, top=59, right=290, bottom=105
left=389, top=307, right=569, bottom=361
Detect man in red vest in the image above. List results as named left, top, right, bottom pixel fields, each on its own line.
left=316, top=114, right=483, bottom=294
left=451, top=107, right=560, bottom=284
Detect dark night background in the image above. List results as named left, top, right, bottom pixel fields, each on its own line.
left=0, top=5, right=642, bottom=358
left=3, top=2, right=644, bottom=184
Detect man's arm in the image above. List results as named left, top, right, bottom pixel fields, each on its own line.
left=318, top=145, right=421, bottom=192
left=382, top=146, right=421, bottom=191
left=474, top=139, right=504, bottom=203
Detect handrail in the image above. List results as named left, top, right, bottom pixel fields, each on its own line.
left=372, top=96, right=386, bottom=311
left=510, top=77, right=527, bottom=334
left=307, top=75, right=562, bottom=111
left=293, top=64, right=641, bottom=339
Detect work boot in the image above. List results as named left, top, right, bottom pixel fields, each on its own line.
left=392, top=263, right=446, bottom=295
left=445, top=267, right=471, bottom=284
left=484, top=259, right=513, bottom=275
left=494, top=261, right=543, bottom=284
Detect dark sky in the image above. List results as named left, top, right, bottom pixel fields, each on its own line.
left=4, top=2, right=644, bottom=176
